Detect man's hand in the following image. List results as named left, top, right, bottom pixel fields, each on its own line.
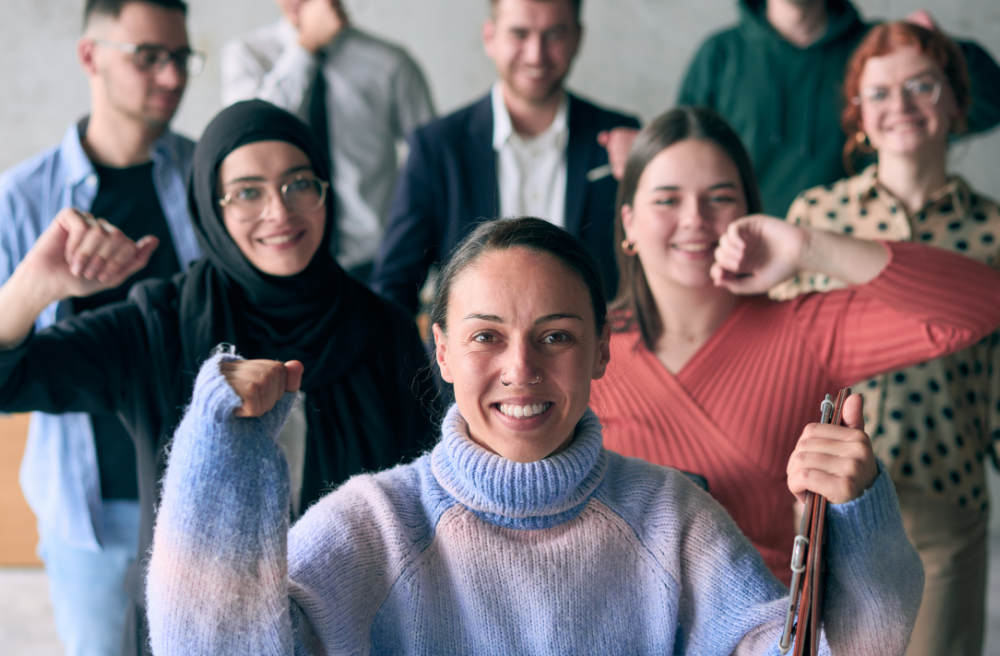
left=596, top=127, right=639, bottom=180
left=904, top=9, right=938, bottom=31
left=20, top=207, right=158, bottom=304
left=787, top=394, right=879, bottom=505
left=220, top=359, right=304, bottom=418
left=297, top=0, right=347, bottom=53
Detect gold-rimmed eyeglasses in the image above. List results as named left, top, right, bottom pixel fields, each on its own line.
left=218, top=175, right=330, bottom=222
left=94, top=39, right=206, bottom=77
left=852, top=75, right=942, bottom=108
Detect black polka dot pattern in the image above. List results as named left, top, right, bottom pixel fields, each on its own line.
left=773, top=170, right=1000, bottom=511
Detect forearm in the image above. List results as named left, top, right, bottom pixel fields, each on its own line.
left=0, top=266, right=58, bottom=349
left=797, top=228, right=890, bottom=286
left=822, top=467, right=924, bottom=654
left=147, top=352, right=298, bottom=655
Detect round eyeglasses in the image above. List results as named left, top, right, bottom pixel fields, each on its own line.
left=94, top=39, right=206, bottom=77
left=852, top=76, right=942, bottom=108
left=218, top=175, right=330, bottom=222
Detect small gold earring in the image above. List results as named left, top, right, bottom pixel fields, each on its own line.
left=854, top=131, right=874, bottom=154
left=621, top=239, right=638, bottom=256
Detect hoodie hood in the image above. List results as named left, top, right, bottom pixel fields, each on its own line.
left=738, top=0, right=864, bottom=50
left=731, top=0, right=867, bottom=171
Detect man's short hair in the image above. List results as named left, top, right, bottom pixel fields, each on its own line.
left=84, top=0, right=188, bottom=30
left=489, top=0, right=582, bottom=25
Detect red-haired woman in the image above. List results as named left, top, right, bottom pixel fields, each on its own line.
left=772, top=22, right=1000, bottom=656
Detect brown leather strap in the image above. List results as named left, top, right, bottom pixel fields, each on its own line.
left=792, top=388, right=849, bottom=656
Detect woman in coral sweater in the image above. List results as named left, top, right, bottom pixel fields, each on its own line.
left=588, top=106, right=1000, bottom=584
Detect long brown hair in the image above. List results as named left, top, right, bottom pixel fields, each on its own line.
left=841, top=21, right=970, bottom=173
left=612, top=106, right=762, bottom=351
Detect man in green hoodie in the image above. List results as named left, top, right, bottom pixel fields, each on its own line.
left=599, top=0, right=1000, bottom=218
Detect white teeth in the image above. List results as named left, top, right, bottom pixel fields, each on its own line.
left=498, top=403, right=551, bottom=418
left=260, top=234, right=297, bottom=245
left=674, top=243, right=710, bottom=253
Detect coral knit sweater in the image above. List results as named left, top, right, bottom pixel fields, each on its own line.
left=590, top=241, right=1000, bottom=584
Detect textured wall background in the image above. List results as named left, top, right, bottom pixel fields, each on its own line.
left=3, top=0, right=998, bottom=195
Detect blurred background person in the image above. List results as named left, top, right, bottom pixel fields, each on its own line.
left=0, top=1, right=202, bottom=653
left=221, top=0, right=435, bottom=281
left=599, top=0, right=1000, bottom=219
left=771, top=22, right=1000, bottom=656
left=370, top=0, right=638, bottom=314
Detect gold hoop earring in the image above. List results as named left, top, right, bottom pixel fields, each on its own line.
left=621, top=239, right=638, bottom=256
left=854, top=131, right=874, bottom=154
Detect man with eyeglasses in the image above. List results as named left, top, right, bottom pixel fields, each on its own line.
left=0, top=1, right=201, bottom=654
left=221, top=0, right=435, bottom=283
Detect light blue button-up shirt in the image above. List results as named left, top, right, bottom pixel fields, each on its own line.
left=0, top=121, right=200, bottom=551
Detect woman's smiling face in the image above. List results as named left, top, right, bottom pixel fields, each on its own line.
left=433, top=247, right=610, bottom=463
left=858, top=45, right=958, bottom=158
left=217, top=140, right=327, bottom=277
left=621, top=138, right=748, bottom=291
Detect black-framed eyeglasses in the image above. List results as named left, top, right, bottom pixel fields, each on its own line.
left=94, top=39, right=206, bottom=77
left=218, top=175, right=330, bottom=222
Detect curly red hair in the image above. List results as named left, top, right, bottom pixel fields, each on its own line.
left=841, top=21, right=970, bottom=172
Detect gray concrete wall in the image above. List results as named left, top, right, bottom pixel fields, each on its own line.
left=3, top=0, right=998, bottom=194
left=3, top=0, right=999, bottom=520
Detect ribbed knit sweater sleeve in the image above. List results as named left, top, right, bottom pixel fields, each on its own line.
left=790, top=240, right=1000, bottom=386
left=603, top=456, right=923, bottom=655
left=147, top=351, right=300, bottom=655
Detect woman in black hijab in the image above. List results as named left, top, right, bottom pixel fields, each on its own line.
left=0, top=100, right=436, bottom=656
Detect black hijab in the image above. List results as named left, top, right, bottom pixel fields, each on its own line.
left=178, top=99, right=367, bottom=389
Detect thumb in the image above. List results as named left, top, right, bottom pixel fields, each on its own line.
left=841, top=393, right=864, bottom=431
left=135, top=235, right=160, bottom=264
left=284, top=360, right=305, bottom=392
left=596, top=131, right=609, bottom=146
left=121, top=236, right=160, bottom=277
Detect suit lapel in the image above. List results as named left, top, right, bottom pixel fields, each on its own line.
left=564, top=93, right=592, bottom=236
left=467, top=94, right=500, bottom=222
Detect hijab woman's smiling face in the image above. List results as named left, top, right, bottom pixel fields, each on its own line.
left=217, top=140, right=326, bottom=276
left=433, top=247, right=611, bottom=463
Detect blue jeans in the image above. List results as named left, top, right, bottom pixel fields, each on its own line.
left=37, top=500, right=141, bottom=656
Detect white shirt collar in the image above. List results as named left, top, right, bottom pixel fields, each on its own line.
left=491, top=82, right=568, bottom=151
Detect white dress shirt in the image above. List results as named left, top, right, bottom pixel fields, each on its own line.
left=491, top=83, right=569, bottom=228
left=222, top=22, right=435, bottom=269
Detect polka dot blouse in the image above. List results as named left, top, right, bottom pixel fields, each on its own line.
left=771, top=164, right=1000, bottom=513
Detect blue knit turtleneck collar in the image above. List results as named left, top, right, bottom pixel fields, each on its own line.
left=430, top=405, right=608, bottom=529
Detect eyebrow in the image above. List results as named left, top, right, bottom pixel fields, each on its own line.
left=652, top=182, right=738, bottom=192
left=865, top=69, right=938, bottom=85
left=462, top=312, right=584, bottom=325
left=223, top=164, right=313, bottom=186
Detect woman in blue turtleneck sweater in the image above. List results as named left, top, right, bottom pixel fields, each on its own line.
left=147, top=217, right=930, bottom=655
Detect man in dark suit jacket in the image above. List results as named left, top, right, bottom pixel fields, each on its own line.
left=371, top=0, right=639, bottom=312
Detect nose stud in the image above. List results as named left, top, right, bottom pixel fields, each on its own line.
left=500, top=373, right=541, bottom=387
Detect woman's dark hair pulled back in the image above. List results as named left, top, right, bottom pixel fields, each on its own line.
left=612, top=106, right=762, bottom=350
left=430, top=217, right=608, bottom=336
